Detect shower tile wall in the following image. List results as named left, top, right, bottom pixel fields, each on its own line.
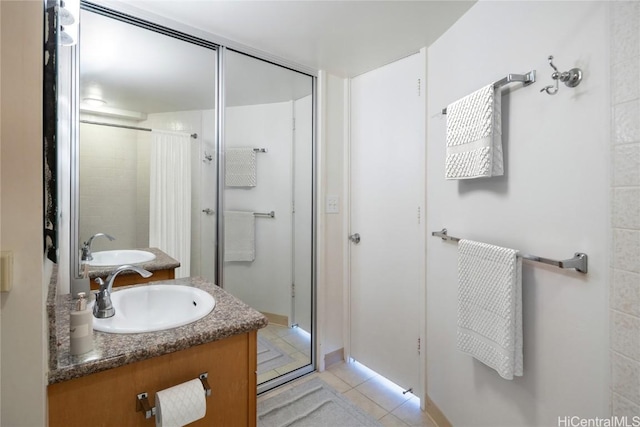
left=78, top=121, right=142, bottom=251
left=611, top=1, right=640, bottom=416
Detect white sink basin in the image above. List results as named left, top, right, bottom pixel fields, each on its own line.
left=89, top=250, right=156, bottom=266
left=90, top=284, right=216, bottom=334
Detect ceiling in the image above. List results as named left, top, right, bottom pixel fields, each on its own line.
left=80, top=0, right=475, bottom=115
left=124, top=0, right=476, bottom=78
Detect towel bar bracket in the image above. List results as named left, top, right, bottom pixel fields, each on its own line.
left=431, top=228, right=588, bottom=274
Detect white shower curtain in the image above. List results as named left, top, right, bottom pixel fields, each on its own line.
left=149, top=130, right=191, bottom=278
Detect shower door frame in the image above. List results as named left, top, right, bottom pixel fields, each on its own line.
left=69, top=1, right=318, bottom=393
left=216, top=47, right=318, bottom=393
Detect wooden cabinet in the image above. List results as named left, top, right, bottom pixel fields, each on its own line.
left=48, top=331, right=257, bottom=427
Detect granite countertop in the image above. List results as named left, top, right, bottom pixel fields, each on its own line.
left=47, top=277, right=268, bottom=385
left=87, top=247, right=180, bottom=279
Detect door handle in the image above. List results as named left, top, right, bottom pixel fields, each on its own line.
left=349, top=233, right=361, bottom=244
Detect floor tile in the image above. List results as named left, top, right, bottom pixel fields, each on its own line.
left=356, top=375, right=412, bottom=412
left=343, top=388, right=389, bottom=420
left=317, top=370, right=352, bottom=393
left=274, top=357, right=309, bottom=375
left=328, top=361, right=378, bottom=388
left=392, top=396, right=437, bottom=427
left=271, top=338, right=299, bottom=355
left=380, top=413, right=411, bottom=427
left=257, top=369, right=280, bottom=384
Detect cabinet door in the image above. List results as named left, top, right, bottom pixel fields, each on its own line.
left=48, top=331, right=257, bottom=427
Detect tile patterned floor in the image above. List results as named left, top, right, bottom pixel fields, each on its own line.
left=257, top=324, right=312, bottom=384
left=258, top=360, right=438, bottom=427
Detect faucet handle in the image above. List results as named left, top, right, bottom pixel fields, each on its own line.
left=94, top=277, right=106, bottom=291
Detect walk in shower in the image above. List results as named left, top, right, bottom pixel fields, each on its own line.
left=66, top=2, right=315, bottom=390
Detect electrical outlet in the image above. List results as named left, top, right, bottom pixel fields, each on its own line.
left=326, top=195, right=339, bottom=214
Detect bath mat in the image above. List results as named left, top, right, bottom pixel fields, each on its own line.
left=258, top=335, right=295, bottom=374
left=258, top=377, right=383, bottom=427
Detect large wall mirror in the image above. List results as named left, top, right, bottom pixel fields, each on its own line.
left=70, top=3, right=315, bottom=388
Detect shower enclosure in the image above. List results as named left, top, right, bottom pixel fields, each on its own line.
left=67, top=2, right=315, bottom=390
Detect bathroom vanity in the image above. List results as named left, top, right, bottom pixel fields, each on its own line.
left=47, top=276, right=268, bottom=426
left=87, top=247, right=180, bottom=289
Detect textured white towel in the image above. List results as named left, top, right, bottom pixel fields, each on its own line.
left=224, top=211, right=255, bottom=262
left=445, top=84, right=503, bottom=179
left=457, top=239, right=522, bottom=380
left=225, top=147, right=257, bottom=187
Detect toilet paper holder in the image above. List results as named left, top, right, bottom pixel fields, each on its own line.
left=136, top=372, right=212, bottom=420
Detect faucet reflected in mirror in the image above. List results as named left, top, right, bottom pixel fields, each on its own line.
left=71, top=7, right=316, bottom=388
left=80, top=232, right=115, bottom=263
left=93, top=265, right=152, bottom=318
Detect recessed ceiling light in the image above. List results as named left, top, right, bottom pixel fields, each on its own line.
left=83, top=98, right=106, bottom=107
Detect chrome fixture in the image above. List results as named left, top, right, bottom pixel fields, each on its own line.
left=431, top=228, right=588, bottom=273
left=254, top=211, right=275, bottom=218
left=349, top=233, right=361, bottom=244
left=79, top=120, right=198, bottom=139
left=81, top=232, right=115, bottom=262
left=137, top=373, right=211, bottom=420
left=442, top=70, right=536, bottom=115
left=253, top=148, right=268, bottom=153
left=202, top=208, right=215, bottom=215
left=203, top=151, right=213, bottom=162
left=93, top=265, right=152, bottom=318
left=540, top=55, right=583, bottom=95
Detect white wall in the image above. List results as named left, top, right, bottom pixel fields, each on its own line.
left=609, top=1, right=640, bottom=416
left=0, top=1, right=48, bottom=425
left=224, top=101, right=293, bottom=318
left=322, top=74, right=346, bottom=356
left=426, top=2, right=609, bottom=426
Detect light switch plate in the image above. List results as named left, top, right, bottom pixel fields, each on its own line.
left=1, top=251, right=13, bottom=292
left=326, top=195, right=339, bottom=214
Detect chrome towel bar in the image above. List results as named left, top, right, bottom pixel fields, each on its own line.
left=431, top=228, right=588, bottom=274
left=441, top=70, right=536, bottom=115
left=254, top=211, right=275, bottom=218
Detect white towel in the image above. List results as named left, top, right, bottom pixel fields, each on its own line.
left=457, top=239, right=522, bottom=380
left=226, top=147, right=257, bottom=187
left=445, top=84, right=503, bottom=179
left=224, top=211, right=255, bottom=262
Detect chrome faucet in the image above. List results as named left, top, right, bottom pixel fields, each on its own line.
left=81, top=233, right=115, bottom=262
left=93, top=265, right=152, bottom=318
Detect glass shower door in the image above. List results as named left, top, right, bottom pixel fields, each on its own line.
left=221, top=50, right=314, bottom=388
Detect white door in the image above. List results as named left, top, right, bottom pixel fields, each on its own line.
left=349, top=51, right=425, bottom=395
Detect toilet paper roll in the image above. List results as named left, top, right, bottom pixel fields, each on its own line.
left=155, top=378, right=206, bottom=427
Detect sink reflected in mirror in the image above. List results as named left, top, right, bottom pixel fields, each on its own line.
left=88, top=250, right=156, bottom=266
left=89, top=284, right=215, bottom=334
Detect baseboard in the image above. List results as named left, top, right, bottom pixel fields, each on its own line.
left=261, top=312, right=289, bottom=327
left=324, top=348, right=344, bottom=368
left=426, top=395, right=452, bottom=427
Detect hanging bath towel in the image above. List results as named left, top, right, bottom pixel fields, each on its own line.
left=457, top=239, right=522, bottom=380
left=224, top=211, right=255, bottom=262
left=226, top=147, right=257, bottom=187
left=445, top=84, right=503, bottom=179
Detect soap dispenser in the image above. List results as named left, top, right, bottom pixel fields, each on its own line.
left=70, top=292, right=93, bottom=355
